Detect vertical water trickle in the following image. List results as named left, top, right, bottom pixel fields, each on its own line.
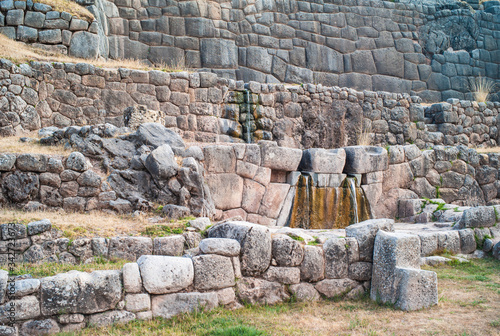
left=347, top=177, right=359, bottom=224
left=245, top=89, right=252, bottom=143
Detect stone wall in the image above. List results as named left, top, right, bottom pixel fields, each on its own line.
left=0, top=0, right=103, bottom=58
left=0, top=219, right=449, bottom=334
left=1, top=58, right=500, bottom=149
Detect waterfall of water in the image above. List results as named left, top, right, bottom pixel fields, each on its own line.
left=347, top=177, right=359, bottom=224
left=245, top=89, right=252, bottom=143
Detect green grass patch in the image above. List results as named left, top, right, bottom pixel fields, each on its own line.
left=9, top=258, right=128, bottom=278
left=140, top=216, right=194, bottom=237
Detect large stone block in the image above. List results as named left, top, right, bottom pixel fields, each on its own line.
left=108, top=237, right=153, bottom=261
left=345, top=219, right=394, bottom=261
left=343, top=146, right=388, bottom=174
left=152, top=292, right=218, bottom=319
left=145, top=144, right=179, bottom=181
left=289, top=283, right=320, bottom=301
left=272, top=234, right=304, bottom=267
left=458, top=229, right=476, bottom=254
left=323, top=238, right=348, bottom=279
left=298, top=148, right=346, bottom=174
left=0, top=296, right=40, bottom=323
left=40, top=270, right=122, bottom=315
left=259, top=183, right=290, bottom=218
left=299, top=245, right=324, bottom=282
left=69, top=32, right=99, bottom=59
left=200, top=39, right=238, bottom=68
left=193, top=254, right=235, bottom=291
left=135, top=123, right=185, bottom=150
left=260, top=141, right=303, bottom=171
left=205, top=173, right=243, bottom=210
left=371, top=231, right=437, bottom=311
left=262, top=266, right=300, bottom=284
left=208, top=221, right=271, bottom=276
left=137, top=255, right=194, bottom=294
left=458, top=206, right=496, bottom=228
left=315, top=278, right=359, bottom=298
left=236, top=277, right=289, bottom=305
left=153, top=235, right=185, bottom=256
left=203, top=145, right=236, bottom=173
left=199, top=238, right=241, bottom=256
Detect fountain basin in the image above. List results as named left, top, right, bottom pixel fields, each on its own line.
left=343, top=146, right=388, bottom=174
left=299, top=148, right=346, bottom=174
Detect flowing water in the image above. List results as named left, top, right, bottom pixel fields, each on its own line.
left=245, top=89, right=252, bottom=143
left=288, top=174, right=370, bottom=229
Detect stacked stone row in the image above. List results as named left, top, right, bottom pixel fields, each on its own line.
left=0, top=219, right=397, bottom=335
left=0, top=0, right=99, bottom=58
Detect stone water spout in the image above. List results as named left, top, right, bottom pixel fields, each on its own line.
left=286, top=148, right=371, bottom=229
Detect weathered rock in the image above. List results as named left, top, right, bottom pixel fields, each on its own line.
left=208, top=221, right=271, bottom=276
left=0, top=296, right=40, bottom=323
left=27, top=219, right=51, bottom=236
left=205, top=173, right=243, bottom=210
left=289, top=283, right=320, bottom=301
left=236, top=277, right=289, bottom=305
left=272, top=234, right=304, bottom=267
left=137, top=255, right=194, bottom=294
left=216, top=287, right=236, bottom=305
left=134, top=123, right=185, bottom=150
left=0, top=154, right=16, bottom=171
left=199, top=238, right=241, bottom=256
left=123, top=262, right=142, bottom=293
left=88, top=310, right=136, bottom=327
left=203, top=145, right=236, bottom=173
left=299, top=148, right=346, bottom=174
left=371, top=231, right=438, bottom=311
left=193, top=254, right=235, bottom=290
left=188, top=217, right=211, bottom=231
left=20, top=319, right=60, bottom=336
left=40, top=270, right=122, bottom=315
left=145, top=144, right=179, bottom=182
left=12, top=278, right=40, bottom=298
left=162, top=205, right=190, bottom=219
left=152, top=292, right=218, bottom=319
left=154, top=235, right=185, bottom=256
left=315, top=278, right=359, bottom=298
left=345, top=219, right=394, bottom=261
left=1, top=223, right=27, bottom=240
left=299, top=245, right=324, bottom=282
left=343, top=146, right=388, bottom=174
left=125, top=293, right=151, bottom=312
left=348, top=262, right=372, bottom=281
left=0, top=326, right=17, bottom=336
left=492, top=241, right=500, bottom=260
left=262, top=266, right=300, bottom=284
left=0, top=270, right=7, bottom=304
left=65, top=152, right=89, bottom=172
left=458, top=206, right=496, bottom=228
left=324, top=238, right=348, bottom=279
left=260, top=141, right=302, bottom=171
left=69, top=31, right=99, bottom=59
left=108, top=237, right=153, bottom=261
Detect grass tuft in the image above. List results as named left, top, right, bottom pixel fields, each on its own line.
left=468, top=76, right=497, bottom=103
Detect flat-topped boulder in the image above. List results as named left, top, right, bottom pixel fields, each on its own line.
left=343, top=146, right=388, bottom=174
left=259, top=141, right=303, bottom=172
left=298, top=148, right=346, bottom=174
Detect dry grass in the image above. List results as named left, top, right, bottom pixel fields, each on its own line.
left=0, top=133, right=72, bottom=155
left=357, top=124, right=372, bottom=146
left=469, top=76, right=497, bottom=103
left=475, top=146, right=500, bottom=154
left=0, top=208, right=162, bottom=238
left=33, top=0, right=94, bottom=21
left=58, top=257, right=500, bottom=336
left=0, top=34, right=188, bottom=72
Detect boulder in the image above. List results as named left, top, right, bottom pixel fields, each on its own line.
left=0, top=296, right=40, bottom=323
left=236, top=277, right=289, bottom=305
left=40, top=270, right=122, bottom=315
left=192, top=254, right=235, bottom=290
left=20, top=319, right=60, bottom=336
left=343, top=146, right=388, bottom=174
left=348, top=262, right=372, bottom=281
left=299, top=245, right=324, bottom=282
left=152, top=292, right=218, bottom=319
left=27, top=219, right=52, bottom=236
left=315, top=279, right=359, bottom=298
left=208, top=221, right=271, bottom=276
left=458, top=206, right=496, bottom=228
left=493, top=241, right=500, bottom=260
left=345, top=219, right=394, bottom=261
left=298, top=148, right=346, bottom=174
left=153, top=235, right=185, bottom=256
left=262, top=266, right=300, bottom=284
left=199, top=238, right=241, bottom=256
left=0, top=270, right=7, bottom=304
left=370, top=231, right=438, bottom=311
left=162, top=205, right=190, bottom=220
left=134, top=123, right=185, bottom=150
left=289, top=283, right=320, bottom=301
left=260, top=141, right=303, bottom=171
left=0, top=153, right=16, bottom=171
left=69, top=31, right=99, bottom=59
left=65, top=152, right=90, bottom=172
left=188, top=217, right=211, bottom=231
left=272, top=234, right=304, bottom=267
left=324, top=238, right=348, bottom=279
left=125, top=293, right=151, bottom=312
left=88, top=310, right=136, bottom=327
left=145, top=144, right=179, bottom=182
left=108, top=237, right=153, bottom=261
left=12, top=278, right=40, bottom=298
left=122, top=262, right=142, bottom=293
left=203, top=145, right=236, bottom=173
left=137, top=255, right=194, bottom=294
